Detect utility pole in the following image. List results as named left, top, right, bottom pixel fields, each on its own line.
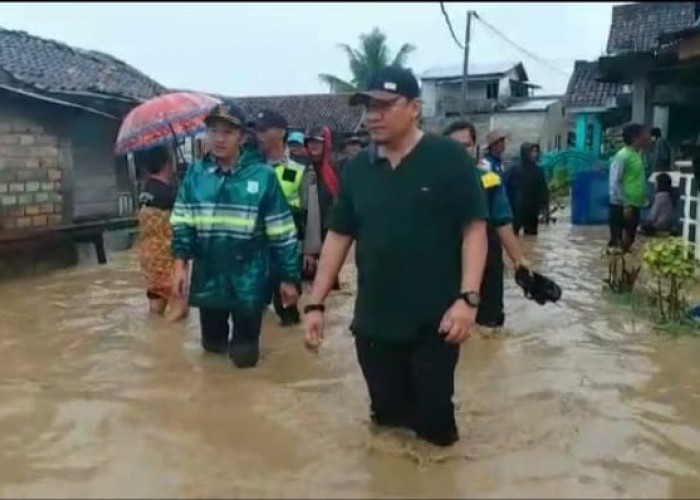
left=460, top=10, right=474, bottom=118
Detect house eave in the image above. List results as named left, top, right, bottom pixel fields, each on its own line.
left=566, top=106, right=610, bottom=114
left=422, top=72, right=507, bottom=82
left=597, top=52, right=657, bottom=83
left=0, top=84, right=119, bottom=119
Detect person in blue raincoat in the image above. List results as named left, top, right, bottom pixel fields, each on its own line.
left=444, top=122, right=529, bottom=328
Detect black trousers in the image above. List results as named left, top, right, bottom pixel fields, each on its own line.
left=354, top=332, right=460, bottom=447
left=477, top=236, right=505, bottom=328
left=514, top=217, right=539, bottom=236
left=199, top=308, right=262, bottom=352
left=608, top=204, right=641, bottom=249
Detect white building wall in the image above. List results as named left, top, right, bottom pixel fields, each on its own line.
left=421, top=80, right=437, bottom=118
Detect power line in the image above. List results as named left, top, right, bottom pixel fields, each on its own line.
left=472, top=12, right=570, bottom=76
left=439, top=1, right=465, bottom=50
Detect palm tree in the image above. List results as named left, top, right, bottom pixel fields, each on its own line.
left=318, top=28, right=416, bottom=93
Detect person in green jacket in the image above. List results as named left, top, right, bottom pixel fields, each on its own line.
left=608, top=123, right=651, bottom=252
left=171, top=100, right=301, bottom=368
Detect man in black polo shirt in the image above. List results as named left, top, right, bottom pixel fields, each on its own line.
left=302, top=67, right=489, bottom=447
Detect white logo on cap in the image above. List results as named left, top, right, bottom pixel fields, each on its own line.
left=383, top=81, right=397, bottom=91
left=258, top=112, right=264, bottom=118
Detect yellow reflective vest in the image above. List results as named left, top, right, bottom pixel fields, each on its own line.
left=272, top=159, right=305, bottom=209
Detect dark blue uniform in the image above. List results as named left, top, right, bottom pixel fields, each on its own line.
left=476, top=157, right=513, bottom=327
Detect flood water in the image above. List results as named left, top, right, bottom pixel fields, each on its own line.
left=2, top=220, right=700, bottom=498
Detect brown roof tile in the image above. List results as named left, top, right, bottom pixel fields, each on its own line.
left=564, top=60, right=621, bottom=110
left=0, top=26, right=165, bottom=102
left=229, top=93, right=364, bottom=134
left=607, top=2, right=696, bottom=54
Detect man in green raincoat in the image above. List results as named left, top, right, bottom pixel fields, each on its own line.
left=171, top=100, right=301, bottom=368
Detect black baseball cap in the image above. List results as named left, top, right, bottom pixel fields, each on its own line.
left=254, top=109, right=288, bottom=132
left=305, top=127, right=324, bottom=143
left=349, top=67, right=420, bottom=106
left=343, top=135, right=362, bottom=147
left=204, top=100, right=247, bottom=129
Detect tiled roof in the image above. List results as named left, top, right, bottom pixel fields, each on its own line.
left=0, top=27, right=165, bottom=102
left=229, top=93, right=364, bottom=133
left=606, top=2, right=696, bottom=54
left=564, top=60, right=621, bottom=110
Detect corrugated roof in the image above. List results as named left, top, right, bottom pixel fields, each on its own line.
left=421, top=61, right=523, bottom=80
left=564, top=60, right=622, bottom=110
left=0, top=26, right=165, bottom=102
left=503, top=97, right=560, bottom=112
left=606, top=2, right=696, bottom=54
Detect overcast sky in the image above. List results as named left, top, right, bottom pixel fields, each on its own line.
left=0, top=2, right=620, bottom=97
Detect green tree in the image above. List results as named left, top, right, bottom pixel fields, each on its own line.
left=318, top=28, right=416, bottom=93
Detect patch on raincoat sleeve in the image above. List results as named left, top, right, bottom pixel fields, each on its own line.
left=481, top=171, right=502, bottom=190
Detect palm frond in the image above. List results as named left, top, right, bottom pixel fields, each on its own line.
left=322, top=28, right=416, bottom=92
left=391, top=43, right=416, bottom=67
left=318, top=73, right=356, bottom=93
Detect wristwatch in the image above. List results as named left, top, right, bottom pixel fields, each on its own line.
left=458, top=291, right=481, bottom=308
left=304, top=303, right=326, bottom=314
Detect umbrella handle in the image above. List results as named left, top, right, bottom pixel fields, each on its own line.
left=168, top=122, right=187, bottom=166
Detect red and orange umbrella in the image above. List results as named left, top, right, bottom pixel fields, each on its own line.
left=115, top=92, right=221, bottom=155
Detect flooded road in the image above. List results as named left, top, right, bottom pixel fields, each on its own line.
left=2, top=220, right=700, bottom=498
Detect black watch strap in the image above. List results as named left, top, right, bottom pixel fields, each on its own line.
left=304, top=303, right=326, bottom=314
left=458, top=291, right=481, bottom=308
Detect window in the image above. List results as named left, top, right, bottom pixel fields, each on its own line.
left=486, top=81, right=499, bottom=99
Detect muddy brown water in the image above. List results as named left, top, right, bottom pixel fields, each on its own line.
left=2, top=221, right=700, bottom=499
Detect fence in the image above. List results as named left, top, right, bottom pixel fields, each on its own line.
left=676, top=173, right=700, bottom=260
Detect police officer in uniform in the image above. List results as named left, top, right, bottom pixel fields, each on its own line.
left=444, top=121, right=528, bottom=329
left=255, top=109, right=305, bottom=326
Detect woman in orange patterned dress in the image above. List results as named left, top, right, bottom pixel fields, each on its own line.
left=135, top=145, right=188, bottom=321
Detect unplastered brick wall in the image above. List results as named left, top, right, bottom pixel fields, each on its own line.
left=0, top=120, right=66, bottom=231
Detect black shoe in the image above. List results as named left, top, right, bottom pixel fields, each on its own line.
left=280, top=314, right=301, bottom=327
left=515, top=266, right=562, bottom=305
left=229, top=342, right=260, bottom=369
left=201, top=340, right=228, bottom=354
left=279, top=307, right=301, bottom=327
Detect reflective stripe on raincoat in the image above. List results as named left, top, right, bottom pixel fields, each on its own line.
left=171, top=151, right=301, bottom=312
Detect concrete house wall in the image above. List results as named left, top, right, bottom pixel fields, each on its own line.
left=0, top=94, right=122, bottom=232
left=422, top=68, right=520, bottom=119
left=491, top=100, right=570, bottom=154
left=422, top=99, right=568, bottom=159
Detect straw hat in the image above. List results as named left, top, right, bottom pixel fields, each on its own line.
left=485, top=129, right=508, bottom=148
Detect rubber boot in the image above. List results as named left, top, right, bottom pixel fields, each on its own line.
left=201, top=339, right=228, bottom=354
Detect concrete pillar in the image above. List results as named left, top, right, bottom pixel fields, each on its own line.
left=575, top=114, right=587, bottom=150
left=632, top=76, right=653, bottom=125
left=591, top=116, right=603, bottom=156
left=653, top=105, right=669, bottom=136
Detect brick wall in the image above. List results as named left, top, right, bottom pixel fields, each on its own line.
left=0, top=120, right=66, bottom=231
